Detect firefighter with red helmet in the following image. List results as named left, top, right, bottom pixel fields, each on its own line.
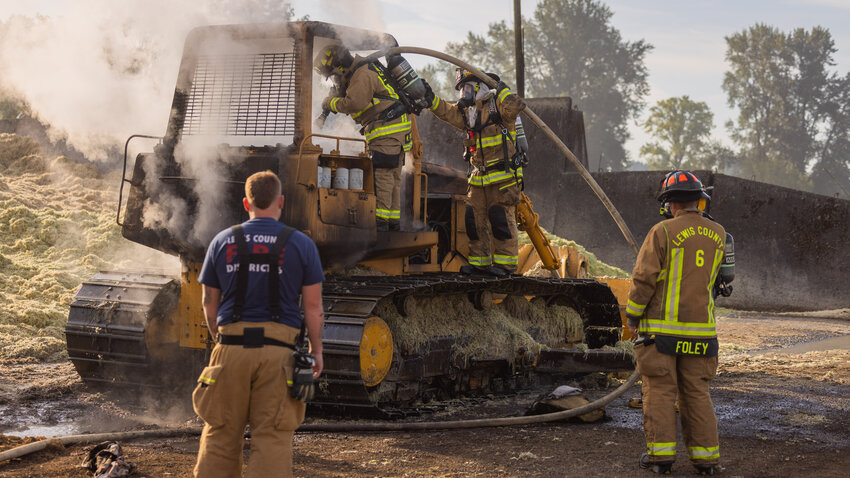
left=627, top=170, right=725, bottom=475
left=425, top=68, right=527, bottom=276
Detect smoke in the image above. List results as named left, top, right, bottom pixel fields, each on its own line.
left=0, top=0, right=294, bottom=164
left=316, top=0, right=386, bottom=33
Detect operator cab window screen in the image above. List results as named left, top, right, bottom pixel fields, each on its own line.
left=182, top=37, right=297, bottom=148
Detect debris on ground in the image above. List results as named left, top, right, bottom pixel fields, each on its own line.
left=525, top=384, right=605, bottom=422
left=81, top=441, right=135, bottom=478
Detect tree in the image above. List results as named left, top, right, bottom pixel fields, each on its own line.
left=723, top=24, right=849, bottom=190
left=424, top=0, right=652, bottom=171
left=640, top=96, right=714, bottom=170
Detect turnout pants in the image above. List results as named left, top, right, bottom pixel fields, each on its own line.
left=370, top=145, right=403, bottom=229
left=636, top=341, right=720, bottom=465
left=193, top=321, right=305, bottom=478
left=465, top=181, right=520, bottom=270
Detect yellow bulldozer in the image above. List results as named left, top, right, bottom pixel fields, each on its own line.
left=64, top=22, right=632, bottom=417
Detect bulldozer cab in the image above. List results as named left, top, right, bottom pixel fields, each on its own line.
left=119, top=22, right=445, bottom=272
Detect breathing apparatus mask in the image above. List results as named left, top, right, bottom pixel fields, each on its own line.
left=458, top=81, right=491, bottom=127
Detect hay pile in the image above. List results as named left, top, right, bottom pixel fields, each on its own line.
left=0, top=133, right=176, bottom=362
left=517, top=229, right=629, bottom=278
left=375, top=294, right=584, bottom=362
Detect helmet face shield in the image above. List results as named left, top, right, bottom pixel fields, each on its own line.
left=460, top=82, right=477, bottom=102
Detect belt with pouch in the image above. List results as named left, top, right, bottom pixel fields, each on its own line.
left=219, top=327, right=295, bottom=350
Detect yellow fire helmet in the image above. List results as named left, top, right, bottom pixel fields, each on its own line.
left=313, top=43, right=353, bottom=78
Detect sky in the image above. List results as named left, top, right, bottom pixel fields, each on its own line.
left=2, top=0, right=849, bottom=164
left=290, top=0, right=850, bottom=165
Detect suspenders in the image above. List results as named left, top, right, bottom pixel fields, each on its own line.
left=229, top=224, right=296, bottom=323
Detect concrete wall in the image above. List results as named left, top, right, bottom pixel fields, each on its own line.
left=418, top=103, right=850, bottom=311
left=548, top=171, right=850, bottom=311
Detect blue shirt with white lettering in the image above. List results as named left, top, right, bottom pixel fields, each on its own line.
left=199, top=217, right=324, bottom=328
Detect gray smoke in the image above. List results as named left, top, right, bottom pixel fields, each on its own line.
left=0, top=0, right=294, bottom=164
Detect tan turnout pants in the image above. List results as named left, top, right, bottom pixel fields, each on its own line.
left=370, top=139, right=404, bottom=228
left=465, top=182, right=520, bottom=270
left=375, top=166, right=401, bottom=225
left=636, top=341, right=720, bottom=465
left=193, top=321, right=305, bottom=478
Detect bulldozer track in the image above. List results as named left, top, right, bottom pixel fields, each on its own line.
left=66, top=272, right=631, bottom=417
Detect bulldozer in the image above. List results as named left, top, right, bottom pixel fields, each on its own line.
left=64, top=22, right=631, bottom=417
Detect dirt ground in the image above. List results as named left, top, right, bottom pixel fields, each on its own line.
left=1, top=312, right=849, bottom=477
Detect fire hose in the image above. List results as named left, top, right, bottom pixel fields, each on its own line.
left=0, top=371, right=638, bottom=463
left=1, top=46, right=642, bottom=465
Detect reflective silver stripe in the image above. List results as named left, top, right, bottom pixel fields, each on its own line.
left=468, top=256, right=492, bottom=266
left=640, top=320, right=716, bottom=336
left=647, top=442, right=677, bottom=456
left=493, top=254, right=518, bottom=265
left=707, top=249, right=723, bottom=323
left=665, top=247, right=683, bottom=322
left=688, top=446, right=719, bottom=459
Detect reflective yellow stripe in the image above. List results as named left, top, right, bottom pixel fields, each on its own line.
left=647, top=442, right=677, bottom=456
left=498, top=88, right=511, bottom=102
left=707, top=249, right=723, bottom=323
left=429, top=96, right=440, bottom=110
left=403, top=142, right=412, bottom=152
left=468, top=256, right=492, bottom=266
left=365, top=115, right=411, bottom=141
left=493, top=254, right=518, bottom=265
left=688, top=446, right=719, bottom=459
left=468, top=168, right=523, bottom=186
left=640, top=319, right=716, bottom=337
left=626, top=300, right=646, bottom=317
left=498, top=180, right=518, bottom=191
left=376, top=209, right=400, bottom=220
left=329, top=97, right=341, bottom=113
left=200, top=376, right=215, bottom=384
left=664, top=247, right=684, bottom=322
left=352, top=98, right=378, bottom=119
left=479, top=134, right=504, bottom=148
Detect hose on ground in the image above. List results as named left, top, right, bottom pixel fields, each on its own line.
left=0, top=427, right=201, bottom=463
left=358, top=46, right=640, bottom=256
left=0, top=371, right=639, bottom=462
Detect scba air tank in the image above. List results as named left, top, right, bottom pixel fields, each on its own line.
left=514, top=117, right=529, bottom=153
left=387, top=54, right=426, bottom=102
left=720, top=232, right=735, bottom=284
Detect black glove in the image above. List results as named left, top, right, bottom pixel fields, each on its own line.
left=510, top=152, right=528, bottom=170
left=422, top=79, right=435, bottom=108
left=290, top=351, right=316, bottom=402
left=497, top=81, right=509, bottom=93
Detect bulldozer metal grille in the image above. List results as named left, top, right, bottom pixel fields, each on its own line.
left=183, top=53, right=296, bottom=136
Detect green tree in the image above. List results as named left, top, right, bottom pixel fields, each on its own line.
left=423, top=0, right=651, bottom=171
left=640, top=96, right=714, bottom=170
left=723, top=24, right=849, bottom=190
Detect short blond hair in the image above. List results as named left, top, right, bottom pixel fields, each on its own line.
left=245, top=170, right=281, bottom=209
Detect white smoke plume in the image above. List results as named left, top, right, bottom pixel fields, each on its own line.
left=0, top=0, right=294, bottom=164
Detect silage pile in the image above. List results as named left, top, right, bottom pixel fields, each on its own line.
left=517, top=230, right=630, bottom=278
left=375, top=294, right=585, bottom=361
left=0, top=133, right=176, bottom=363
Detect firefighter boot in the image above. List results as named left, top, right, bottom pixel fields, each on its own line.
left=640, top=453, right=673, bottom=474
left=694, top=464, right=720, bottom=476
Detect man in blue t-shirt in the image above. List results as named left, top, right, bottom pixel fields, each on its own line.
left=193, top=170, right=324, bottom=478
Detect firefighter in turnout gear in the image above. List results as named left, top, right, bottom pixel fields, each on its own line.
left=626, top=170, right=724, bottom=476
left=426, top=68, right=526, bottom=276
left=314, top=43, right=411, bottom=231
